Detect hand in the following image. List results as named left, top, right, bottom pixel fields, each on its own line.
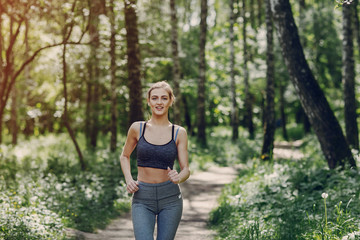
left=167, top=167, right=180, bottom=184
left=126, top=179, right=139, bottom=193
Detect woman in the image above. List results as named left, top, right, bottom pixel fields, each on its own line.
left=120, top=81, right=190, bottom=240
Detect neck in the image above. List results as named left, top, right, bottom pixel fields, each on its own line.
left=148, top=115, right=170, bottom=126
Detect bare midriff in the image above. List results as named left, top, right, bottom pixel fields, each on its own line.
left=137, top=166, right=169, bottom=183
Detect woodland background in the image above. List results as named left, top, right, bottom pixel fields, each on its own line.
left=0, top=0, right=360, bottom=239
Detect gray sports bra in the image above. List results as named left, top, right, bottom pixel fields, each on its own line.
left=136, top=122, right=180, bottom=170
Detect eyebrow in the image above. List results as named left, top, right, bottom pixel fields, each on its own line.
left=151, top=95, right=169, bottom=97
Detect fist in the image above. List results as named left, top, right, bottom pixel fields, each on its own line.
left=167, top=167, right=180, bottom=184
left=126, top=179, right=139, bottom=193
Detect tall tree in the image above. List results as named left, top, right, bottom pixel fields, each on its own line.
left=109, top=0, right=118, bottom=152
left=261, top=0, right=275, bottom=159
left=9, top=16, right=17, bottom=145
left=270, top=0, right=356, bottom=169
left=87, top=0, right=103, bottom=148
left=196, top=0, right=208, bottom=146
left=124, top=0, right=144, bottom=125
left=353, top=0, right=360, bottom=54
left=61, top=0, right=86, bottom=171
left=342, top=2, right=359, bottom=150
left=229, top=0, right=239, bottom=140
left=242, top=0, right=254, bottom=139
left=170, top=0, right=182, bottom=125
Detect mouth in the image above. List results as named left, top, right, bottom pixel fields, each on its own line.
left=155, top=106, right=164, bottom=111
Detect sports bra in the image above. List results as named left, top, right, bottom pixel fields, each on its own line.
left=136, top=122, right=180, bottom=170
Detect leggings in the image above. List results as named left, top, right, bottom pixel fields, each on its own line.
left=132, top=180, right=183, bottom=240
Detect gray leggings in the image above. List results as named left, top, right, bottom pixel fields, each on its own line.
left=132, top=181, right=183, bottom=240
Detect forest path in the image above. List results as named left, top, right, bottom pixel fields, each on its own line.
left=68, top=141, right=303, bottom=240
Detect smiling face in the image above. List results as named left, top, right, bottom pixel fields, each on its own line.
left=147, top=88, right=173, bottom=116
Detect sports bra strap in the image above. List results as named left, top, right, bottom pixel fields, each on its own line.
left=142, top=122, right=147, bottom=136
left=174, top=127, right=180, bottom=142
left=139, top=122, right=143, bottom=138
left=171, top=124, right=175, bottom=139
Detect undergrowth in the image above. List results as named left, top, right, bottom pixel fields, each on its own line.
left=209, top=134, right=360, bottom=240
left=0, top=133, right=130, bottom=239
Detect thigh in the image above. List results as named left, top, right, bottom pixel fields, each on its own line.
left=156, top=195, right=183, bottom=240
left=132, top=202, right=156, bottom=240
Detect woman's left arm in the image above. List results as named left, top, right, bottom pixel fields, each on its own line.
left=168, top=127, right=190, bottom=184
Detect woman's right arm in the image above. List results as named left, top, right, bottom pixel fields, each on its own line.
left=120, top=122, right=140, bottom=193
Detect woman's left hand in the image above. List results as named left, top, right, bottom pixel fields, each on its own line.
left=167, top=167, right=180, bottom=184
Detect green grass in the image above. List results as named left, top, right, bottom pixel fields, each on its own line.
left=209, top=134, right=360, bottom=240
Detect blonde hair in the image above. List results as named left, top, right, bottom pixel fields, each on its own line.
left=147, top=81, right=176, bottom=104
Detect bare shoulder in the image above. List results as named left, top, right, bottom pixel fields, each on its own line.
left=174, top=125, right=188, bottom=140
left=128, top=121, right=145, bottom=138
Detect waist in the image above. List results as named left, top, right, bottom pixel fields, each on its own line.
left=137, top=166, right=169, bottom=183
left=133, top=180, right=181, bottom=200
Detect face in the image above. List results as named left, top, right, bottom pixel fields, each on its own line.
left=148, top=88, right=172, bottom=116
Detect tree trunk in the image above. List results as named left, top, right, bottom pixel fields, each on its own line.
left=0, top=11, right=3, bottom=143
left=354, top=0, right=360, bottom=54
left=88, top=0, right=102, bottom=148
left=124, top=0, right=144, bottom=126
left=242, top=0, right=254, bottom=139
left=10, top=83, right=17, bottom=145
left=170, top=0, right=182, bottom=125
left=62, top=42, right=86, bottom=171
left=249, top=0, right=256, bottom=29
left=85, top=75, right=92, bottom=147
left=109, top=0, right=118, bottom=152
left=261, top=0, right=275, bottom=159
left=342, top=2, right=359, bottom=150
left=257, top=0, right=263, bottom=26
left=9, top=16, right=17, bottom=145
left=270, top=0, right=356, bottom=169
left=197, top=0, right=208, bottom=146
left=230, top=0, right=239, bottom=140
left=183, top=95, right=192, bottom=135
left=278, top=78, right=288, bottom=141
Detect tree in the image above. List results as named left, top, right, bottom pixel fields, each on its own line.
left=61, top=0, right=86, bottom=170
left=229, top=0, right=239, bottom=140
left=342, top=2, right=359, bottom=150
left=124, top=0, right=144, bottom=125
left=270, top=0, right=356, bottom=169
left=197, top=0, right=208, bottom=146
left=242, top=0, right=254, bottom=139
left=87, top=0, right=103, bottom=148
left=261, top=0, right=275, bottom=159
left=170, top=0, right=182, bottom=125
left=353, top=0, right=360, bottom=54
left=109, top=0, right=118, bottom=152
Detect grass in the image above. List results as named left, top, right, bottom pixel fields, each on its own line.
left=209, top=134, right=360, bottom=240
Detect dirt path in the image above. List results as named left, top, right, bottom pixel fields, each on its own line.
left=70, top=166, right=238, bottom=240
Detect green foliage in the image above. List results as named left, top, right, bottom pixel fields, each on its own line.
left=210, top=135, right=360, bottom=240
left=0, top=134, right=131, bottom=238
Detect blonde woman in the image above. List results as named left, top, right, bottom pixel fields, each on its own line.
left=120, top=81, right=190, bottom=240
